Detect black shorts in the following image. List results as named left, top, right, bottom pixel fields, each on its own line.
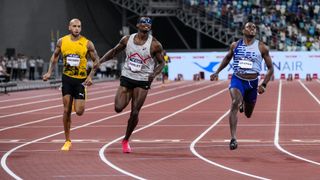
left=120, top=76, right=151, bottom=90
left=62, top=74, right=86, bottom=99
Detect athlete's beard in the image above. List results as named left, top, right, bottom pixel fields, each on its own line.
left=245, top=34, right=255, bottom=39
left=140, top=29, right=150, bottom=34
left=71, top=32, right=80, bottom=38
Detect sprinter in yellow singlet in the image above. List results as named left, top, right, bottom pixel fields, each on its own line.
left=43, top=18, right=99, bottom=151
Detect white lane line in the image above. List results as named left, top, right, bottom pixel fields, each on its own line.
left=190, top=111, right=270, bottom=180
left=51, top=139, right=100, bottom=143
left=292, top=139, right=320, bottom=143
left=0, top=82, right=119, bottom=103
left=0, top=97, right=60, bottom=110
left=52, top=175, right=127, bottom=178
left=99, top=88, right=227, bottom=180
left=0, top=87, right=116, bottom=110
left=0, top=80, right=169, bottom=109
left=0, top=80, right=189, bottom=119
left=0, top=79, right=161, bottom=109
left=1, top=143, right=320, bottom=154
left=0, top=80, right=176, bottom=109
left=298, top=80, right=320, bottom=105
left=0, top=81, right=205, bottom=131
left=1, top=139, right=318, bottom=144
left=4, top=123, right=320, bottom=129
left=1, top=81, right=224, bottom=180
left=274, top=80, right=320, bottom=166
left=0, top=104, right=62, bottom=119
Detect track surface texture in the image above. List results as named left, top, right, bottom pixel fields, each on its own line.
left=0, top=79, right=319, bottom=180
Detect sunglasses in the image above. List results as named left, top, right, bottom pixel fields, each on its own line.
left=138, top=17, right=152, bottom=25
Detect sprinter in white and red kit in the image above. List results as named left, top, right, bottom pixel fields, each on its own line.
left=92, top=16, right=165, bottom=153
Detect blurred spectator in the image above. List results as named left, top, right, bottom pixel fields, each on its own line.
left=99, top=62, right=107, bottom=78
left=184, top=0, right=320, bottom=51
left=0, top=56, right=10, bottom=82
left=36, top=56, right=44, bottom=79
left=111, top=60, right=119, bottom=78
left=29, top=56, right=36, bottom=80
left=12, top=56, right=18, bottom=81
left=105, top=58, right=117, bottom=78
left=18, top=54, right=27, bottom=80
left=5, top=56, right=12, bottom=76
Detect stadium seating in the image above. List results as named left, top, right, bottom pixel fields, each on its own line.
left=184, top=0, right=320, bottom=51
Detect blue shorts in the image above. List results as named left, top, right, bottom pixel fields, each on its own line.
left=229, top=74, right=258, bottom=104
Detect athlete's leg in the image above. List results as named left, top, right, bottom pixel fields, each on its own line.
left=229, top=88, right=243, bottom=140
left=62, top=95, right=73, bottom=142
left=162, top=72, right=165, bottom=84
left=114, top=86, right=133, bottom=113
left=123, top=87, right=148, bottom=141
left=244, top=102, right=256, bottom=118
left=243, top=79, right=258, bottom=118
left=74, top=99, right=85, bottom=116
left=73, top=83, right=86, bottom=116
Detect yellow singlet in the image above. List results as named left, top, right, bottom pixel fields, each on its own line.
left=61, top=35, right=88, bottom=79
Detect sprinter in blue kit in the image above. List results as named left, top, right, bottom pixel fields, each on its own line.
left=210, top=22, right=274, bottom=150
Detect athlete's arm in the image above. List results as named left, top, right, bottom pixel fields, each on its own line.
left=83, top=40, right=100, bottom=86
left=258, top=42, right=274, bottom=94
left=93, top=36, right=128, bottom=75
left=150, top=38, right=165, bottom=82
left=43, top=38, right=62, bottom=81
left=99, top=36, right=128, bottom=64
left=210, top=42, right=236, bottom=81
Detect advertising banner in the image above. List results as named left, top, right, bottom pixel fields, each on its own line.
left=167, top=51, right=320, bottom=80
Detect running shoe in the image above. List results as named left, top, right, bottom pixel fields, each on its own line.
left=61, top=140, right=72, bottom=151
left=122, top=140, right=132, bottom=153
left=229, top=138, right=238, bottom=150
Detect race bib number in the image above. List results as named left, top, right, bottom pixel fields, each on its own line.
left=66, top=54, right=80, bottom=67
left=238, top=60, right=253, bottom=69
left=128, top=58, right=143, bottom=72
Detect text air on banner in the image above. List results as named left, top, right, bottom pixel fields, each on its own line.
left=167, top=51, right=320, bottom=80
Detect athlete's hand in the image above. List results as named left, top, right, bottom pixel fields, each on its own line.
left=83, top=77, right=93, bottom=86
left=42, top=73, right=51, bottom=81
left=258, top=84, right=266, bottom=94
left=210, top=72, right=219, bottom=81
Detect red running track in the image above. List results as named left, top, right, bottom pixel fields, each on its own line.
left=0, top=79, right=319, bottom=179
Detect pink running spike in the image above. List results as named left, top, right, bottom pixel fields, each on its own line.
left=122, top=140, right=132, bottom=153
